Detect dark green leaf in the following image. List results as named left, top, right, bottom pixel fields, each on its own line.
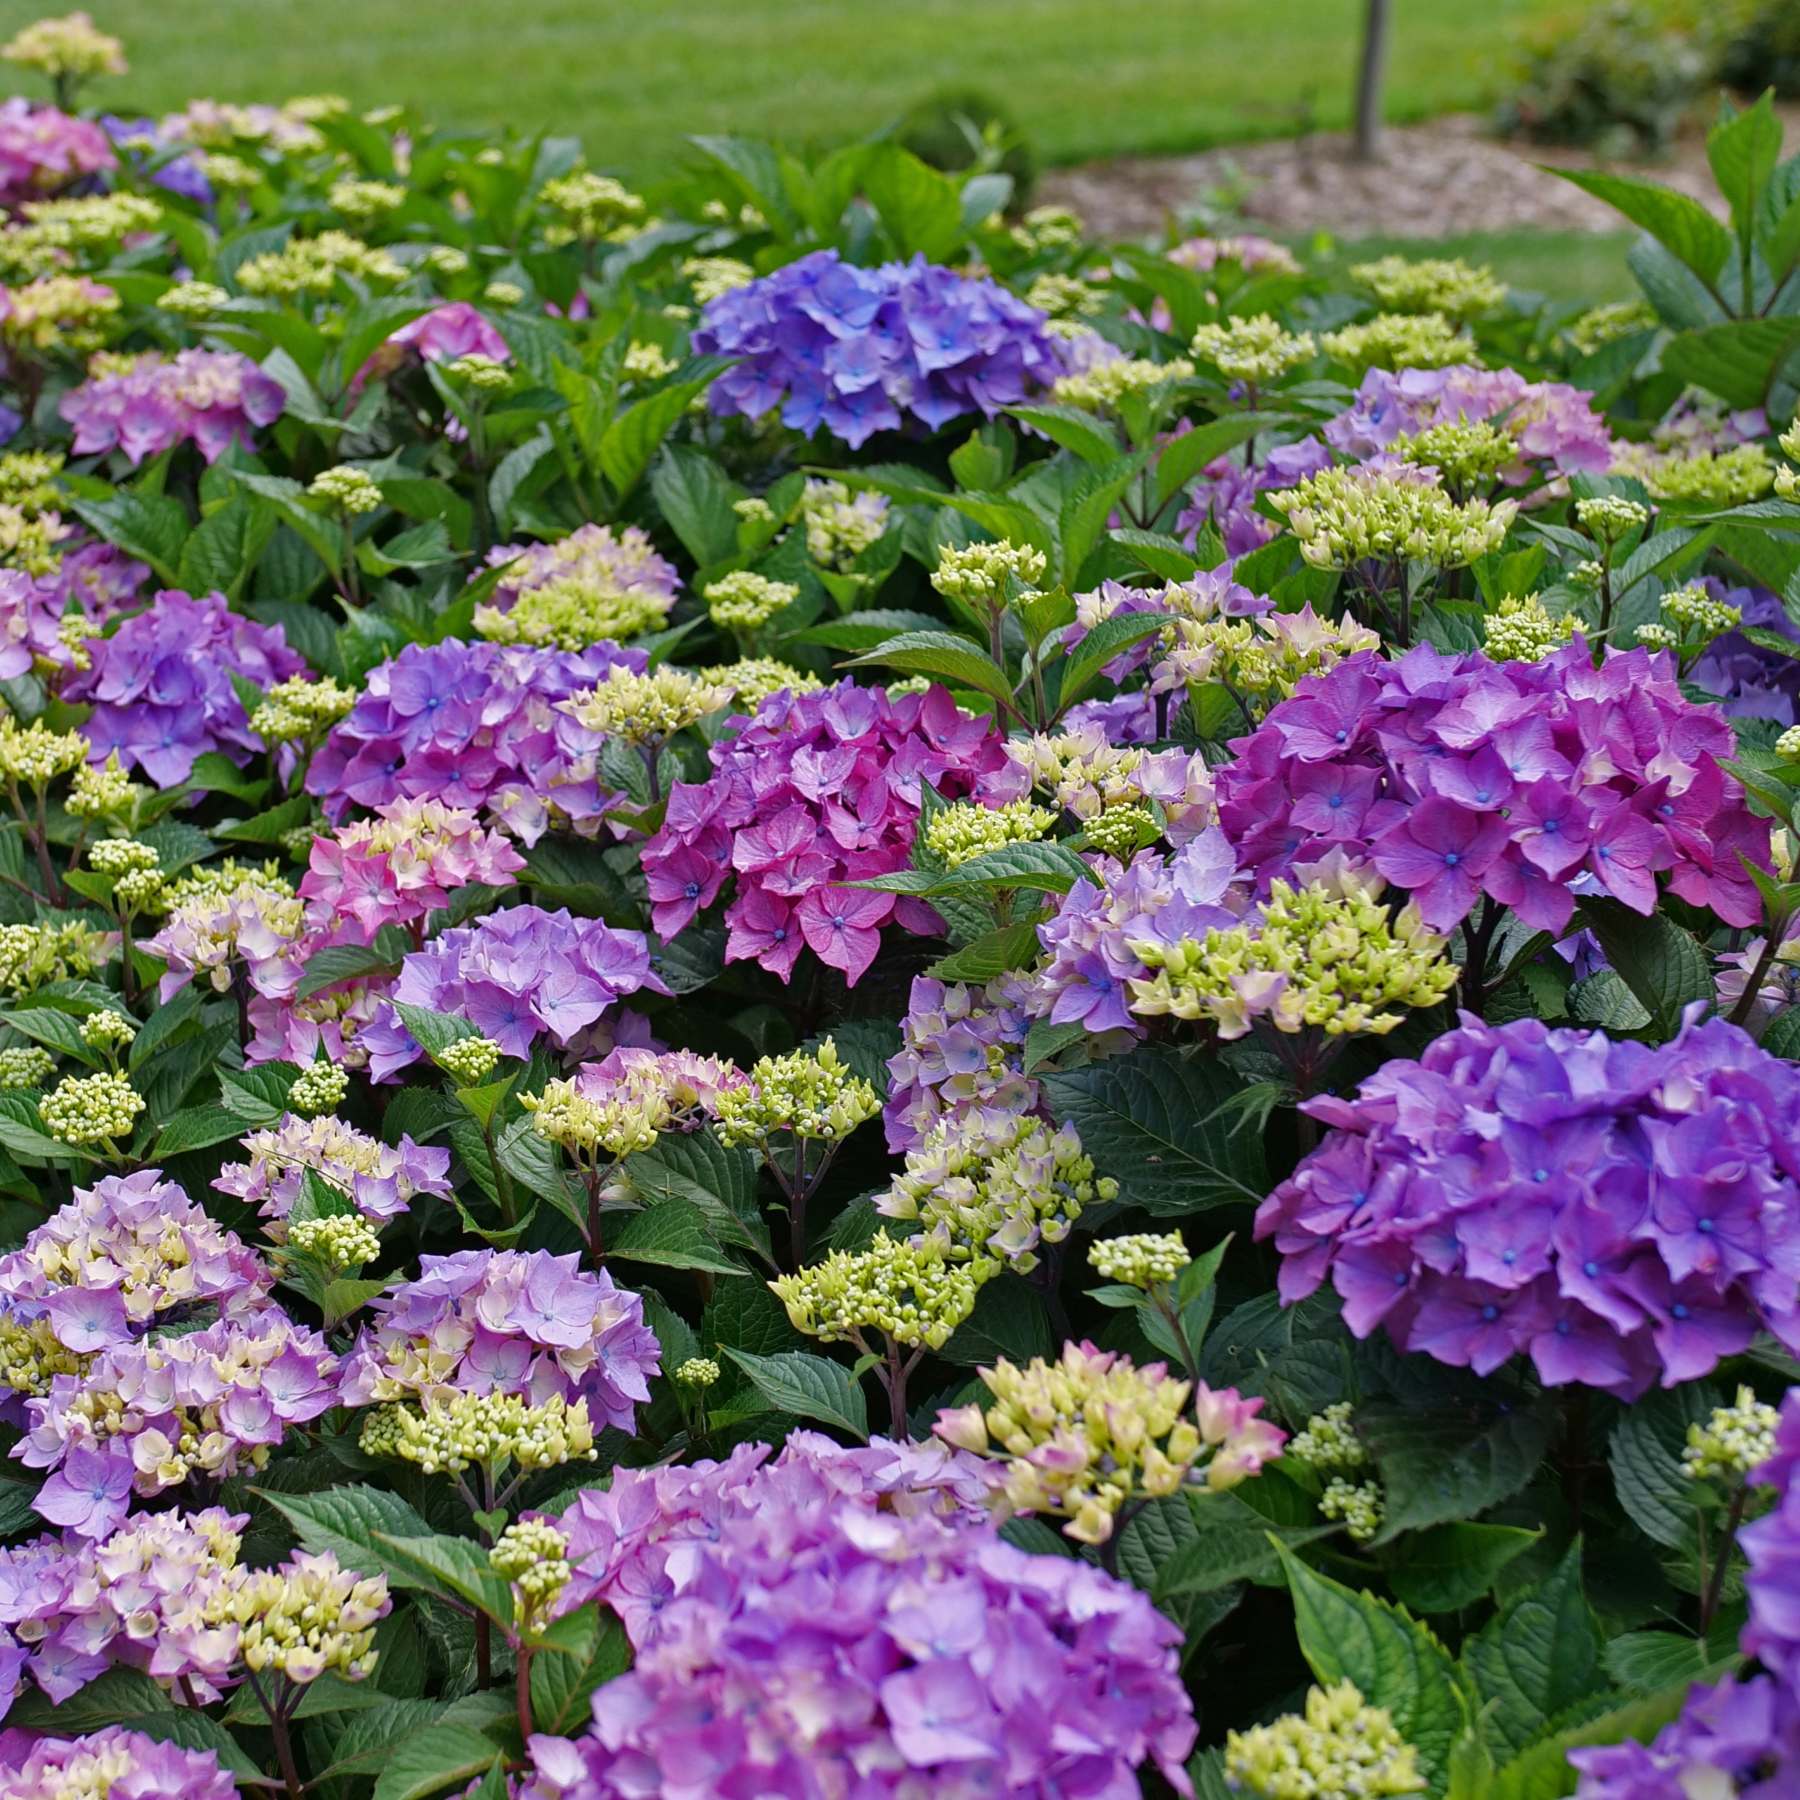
left=722, top=1346, right=868, bottom=1439
left=1358, top=1398, right=1554, bottom=1542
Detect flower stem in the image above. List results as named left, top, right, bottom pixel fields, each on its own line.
left=1700, top=1484, right=1749, bottom=1634
left=515, top=1641, right=535, bottom=1742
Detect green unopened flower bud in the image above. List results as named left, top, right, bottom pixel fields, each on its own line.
left=559, top=666, right=734, bottom=744
left=705, top=569, right=799, bottom=631
left=713, top=1039, right=880, bottom=1147
left=1082, top=803, right=1160, bottom=858
left=39, top=1069, right=143, bottom=1144
left=674, top=1356, right=721, bottom=1389
left=1226, top=1680, right=1424, bottom=1798
left=1088, top=1231, right=1190, bottom=1290
left=1287, top=1401, right=1366, bottom=1472
left=309, top=465, right=383, bottom=515
left=79, top=1008, right=134, bottom=1052
left=1053, top=353, right=1195, bottom=411
left=289, top=1061, right=349, bottom=1117
left=1661, top=582, right=1741, bottom=644
left=1483, top=591, right=1579, bottom=663
left=931, top=540, right=1048, bottom=612
left=1320, top=1475, right=1384, bottom=1541
left=0, top=1044, right=54, bottom=1089
left=924, top=798, right=1057, bottom=868
left=1351, top=254, right=1504, bottom=320
left=1682, top=1384, right=1781, bottom=1483
left=490, top=1516, right=572, bottom=1606
left=1190, top=314, right=1313, bottom=383
left=772, top=1231, right=984, bottom=1352
left=289, top=1212, right=381, bottom=1270
left=1575, top=495, right=1648, bottom=544
left=1319, top=312, right=1470, bottom=373
left=439, top=1036, right=502, bottom=1085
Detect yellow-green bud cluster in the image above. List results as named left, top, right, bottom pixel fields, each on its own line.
left=0, top=449, right=62, bottom=513
left=877, top=1111, right=1115, bottom=1274
left=251, top=675, right=357, bottom=745
left=1565, top=299, right=1657, bottom=356
left=39, top=1069, right=142, bottom=1144
left=476, top=574, right=672, bottom=652
left=198, top=152, right=260, bottom=193
left=1053, top=354, right=1195, bottom=411
left=0, top=273, right=119, bottom=353
left=559, top=666, right=734, bottom=743
left=713, top=1039, right=880, bottom=1146
left=0, top=717, right=85, bottom=785
left=289, top=1212, right=380, bottom=1270
left=289, top=1062, right=350, bottom=1117
left=0, top=1305, right=82, bottom=1396
left=1321, top=1475, right=1384, bottom=1542
left=621, top=341, right=677, bottom=383
left=1287, top=1401, right=1366, bottom=1471
left=1575, top=495, right=1649, bottom=543
left=1025, top=273, right=1105, bottom=322
left=1009, top=204, right=1084, bottom=252
left=16, top=196, right=159, bottom=264
left=0, top=508, right=63, bottom=579
left=1268, top=466, right=1516, bottom=571
left=0, top=1044, right=54, bottom=1089
left=1088, top=1231, right=1190, bottom=1290
left=1395, top=419, right=1518, bottom=488
left=683, top=256, right=754, bottom=303
left=1319, top=312, right=1470, bottom=374
left=699, top=657, right=823, bottom=707
left=0, top=920, right=109, bottom=995
left=1681, top=1384, right=1781, bottom=1483
left=800, top=478, right=887, bottom=568
left=1351, top=254, right=1504, bottom=319
left=67, top=752, right=145, bottom=821
left=1660, top=582, right=1741, bottom=643
left=674, top=1355, right=720, bottom=1389
left=1483, top=591, right=1580, bottom=663
left=87, top=838, right=157, bottom=877
left=1190, top=315, right=1314, bottom=383
left=2, top=12, right=128, bottom=82
left=923, top=797, right=1057, bottom=868
left=308, top=465, right=383, bottom=515
left=379, top=1390, right=598, bottom=1476
left=1612, top=443, right=1774, bottom=507
left=705, top=569, right=799, bottom=632
left=236, top=232, right=402, bottom=296
left=540, top=170, right=647, bottom=242
left=1779, top=724, right=1800, bottom=762
left=1129, top=876, right=1457, bottom=1039
left=442, top=353, right=510, bottom=392
left=931, top=540, right=1048, bottom=611
left=439, top=1035, right=502, bottom=1085
left=773, top=1231, right=983, bottom=1352
left=423, top=245, right=470, bottom=277
left=1778, top=422, right=1800, bottom=501
left=523, top=1075, right=665, bottom=1161
left=484, top=280, right=526, bottom=307
left=326, top=177, right=404, bottom=223
left=1225, top=1681, right=1425, bottom=1799
left=490, top=1518, right=572, bottom=1606
left=204, top=1552, right=389, bottom=1684
left=1082, top=803, right=1159, bottom=858
left=78, top=1008, right=133, bottom=1052
left=159, top=279, right=230, bottom=318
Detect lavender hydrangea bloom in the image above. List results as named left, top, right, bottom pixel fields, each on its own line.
left=66, top=589, right=307, bottom=784
left=214, top=1114, right=454, bottom=1227
left=694, top=249, right=1062, bottom=447
left=0, top=1727, right=242, bottom=1800
left=58, top=351, right=286, bottom=465
left=1216, top=641, right=1769, bottom=935
left=0, top=542, right=149, bottom=682
left=532, top=1434, right=1194, bottom=1798
left=1176, top=437, right=1334, bottom=559
left=1690, top=581, right=1800, bottom=726
left=100, top=114, right=212, bottom=204
left=1742, top=1389, right=1800, bottom=1699
left=339, top=1249, right=661, bottom=1431
left=1257, top=1013, right=1800, bottom=1397
left=305, top=637, right=648, bottom=841
left=358, top=904, right=668, bottom=1080
left=1572, top=1676, right=1800, bottom=1798
left=0, top=99, right=115, bottom=208
left=885, top=973, right=1042, bottom=1151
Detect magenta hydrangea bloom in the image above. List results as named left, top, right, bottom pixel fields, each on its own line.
left=643, top=679, right=1017, bottom=985
left=1742, top=1389, right=1800, bottom=1700
left=357, top=301, right=511, bottom=386
left=885, top=973, right=1042, bottom=1152
left=1572, top=1676, right=1800, bottom=1799
left=1323, top=363, right=1613, bottom=482
left=214, top=1113, right=454, bottom=1227
left=0, top=540, right=151, bottom=684
left=1216, top=641, right=1769, bottom=935
left=358, top=904, right=667, bottom=1079
left=0, top=1727, right=241, bottom=1800
left=339, top=1249, right=660, bottom=1431
left=306, top=638, right=648, bottom=841
left=16, top=1309, right=339, bottom=1536
left=0, top=1168, right=270, bottom=1349
left=532, top=1434, right=1194, bottom=1798
left=0, top=99, right=115, bottom=208
left=1257, top=1013, right=1800, bottom=1398
left=58, top=351, right=286, bottom=465
left=65, top=588, right=307, bottom=785
left=694, top=249, right=1062, bottom=447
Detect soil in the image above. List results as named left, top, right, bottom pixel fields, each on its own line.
left=1035, top=106, right=1800, bottom=242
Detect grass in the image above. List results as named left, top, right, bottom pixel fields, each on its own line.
left=1, top=0, right=1571, bottom=179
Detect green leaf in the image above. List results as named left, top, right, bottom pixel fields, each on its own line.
left=1059, top=449, right=1152, bottom=586
left=7, top=1668, right=262, bottom=1777
left=1385, top=1524, right=1543, bottom=1615
left=1604, top=1617, right=1744, bottom=1694
left=790, top=607, right=947, bottom=654
left=177, top=491, right=274, bottom=600
left=651, top=442, right=742, bottom=567
left=1708, top=92, right=1782, bottom=236
left=371, top=1726, right=504, bottom=1800
left=1275, top=1540, right=1470, bottom=1790
left=1041, top=1044, right=1268, bottom=1213
left=259, top=1485, right=436, bottom=1585
left=608, top=1197, right=746, bottom=1275
left=1055, top=614, right=1169, bottom=716
left=372, top=1532, right=516, bottom=1626
left=623, top=1128, right=770, bottom=1264
left=1358, top=1398, right=1554, bottom=1542
left=860, top=143, right=964, bottom=260
left=722, top=1346, right=868, bottom=1439
left=150, top=1104, right=245, bottom=1159
left=941, top=1273, right=1053, bottom=1366
left=1005, top=403, right=1121, bottom=467
left=1154, top=411, right=1281, bottom=511
left=1660, top=318, right=1800, bottom=412
left=218, top=793, right=317, bottom=844
left=846, top=629, right=1015, bottom=708
left=1574, top=898, right=1714, bottom=1042
left=1461, top=1545, right=1607, bottom=1763
left=1610, top=1382, right=1717, bottom=1550
left=1479, top=1684, right=1695, bottom=1800
left=927, top=921, right=1041, bottom=981
left=390, top=1000, right=482, bottom=1062
left=69, top=491, right=189, bottom=584
left=296, top=925, right=412, bottom=1000
left=1110, top=527, right=1202, bottom=582
left=528, top=1602, right=632, bottom=1734
left=598, top=357, right=731, bottom=496
left=1549, top=168, right=1734, bottom=289
left=1023, top=1017, right=1085, bottom=1074
left=216, top=1060, right=301, bottom=1125
left=0, top=1003, right=96, bottom=1063
left=1155, top=1491, right=1333, bottom=1597
left=308, top=1698, right=447, bottom=1783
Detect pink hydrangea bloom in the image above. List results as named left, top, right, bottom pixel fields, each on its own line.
left=0, top=99, right=114, bottom=208
left=59, top=350, right=286, bottom=465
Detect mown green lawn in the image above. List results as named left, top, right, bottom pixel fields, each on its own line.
left=2, top=0, right=1567, bottom=178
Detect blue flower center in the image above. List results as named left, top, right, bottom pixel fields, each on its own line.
left=1443, top=852, right=1460, bottom=868
left=1481, top=1304, right=1499, bottom=1321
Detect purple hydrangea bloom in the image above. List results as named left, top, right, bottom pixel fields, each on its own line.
left=1572, top=1676, right=1800, bottom=1798
left=1691, top=581, right=1800, bottom=727
left=358, top=904, right=667, bottom=1079
left=531, top=1433, right=1195, bottom=1798
left=0, top=99, right=115, bottom=209
left=100, top=114, right=212, bottom=204
left=885, top=973, right=1042, bottom=1151
left=1742, top=1389, right=1800, bottom=1700
left=65, top=589, right=307, bottom=785
left=0, top=543, right=150, bottom=684
left=0, top=1727, right=242, bottom=1800
left=58, top=351, right=286, bottom=465
left=694, top=249, right=1062, bottom=447
left=338, top=1249, right=660, bottom=1431
left=214, top=1114, right=454, bottom=1227
left=305, top=637, right=648, bottom=842
left=1176, top=437, right=1334, bottom=559
left=1256, top=1013, right=1800, bottom=1398
left=1216, top=641, right=1769, bottom=935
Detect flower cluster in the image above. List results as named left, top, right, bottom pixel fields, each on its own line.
left=357, top=300, right=511, bottom=384
left=935, top=1341, right=1284, bottom=1543
left=0, top=98, right=113, bottom=209
left=142, top=860, right=299, bottom=999
left=1484, top=589, right=1581, bottom=662
left=338, top=1249, right=660, bottom=1431
left=38, top=1069, right=142, bottom=1146
left=0, top=272, right=118, bottom=352
left=359, top=904, right=665, bottom=1077
left=884, top=972, right=1041, bottom=1151
left=1268, top=461, right=1517, bottom=571
left=694, top=248, right=1062, bottom=446
left=704, top=568, right=797, bottom=632
left=559, top=664, right=733, bottom=744
left=1190, top=314, right=1314, bottom=383
left=1571, top=1676, right=1800, bottom=1798
left=364, top=1389, right=597, bottom=1477
left=58, top=351, right=286, bottom=465
left=1216, top=642, right=1768, bottom=934
left=204, top=1549, right=389, bottom=1684
left=1257, top=1013, right=1800, bottom=1396
left=306, top=637, right=649, bottom=840
left=476, top=524, right=679, bottom=650
left=1352, top=255, right=1504, bottom=318
left=1089, top=1230, right=1191, bottom=1289
left=1320, top=312, right=1472, bottom=372
left=2, top=14, right=127, bottom=86
left=922, top=795, right=1056, bottom=866
left=0, top=1730, right=242, bottom=1800
left=643, top=678, right=1015, bottom=982
left=1226, top=1680, right=1425, bottom=1798
left=214, top=1113, right=453, bottom=1228
left=539, top=1437, right=1196, bottom=1795
left=65, top=589, right=306, bottom=785
left=1683, top=1385, right=1781, bottom=1483
left=0, top=918, right=109, bottom=994
left=772, top=1230, right=983, bottom=1352
left=800, top=477, right=888, bottom=566
left=712, top=1038, right=880, bottom=1147
left=876, top=1106, right=1115, bottom=1274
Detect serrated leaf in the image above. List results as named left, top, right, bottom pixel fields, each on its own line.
left=1155, top=1490, right=1333, bottom=1597
left=722, top=1346, right=868, bottom=1439
left=1004, top=403, right=1122, bottom=467
left=528, top=1601, right=631, bottom=1734
left=1661, top=318, right=1800, bottom=413
left=1153, top=411, right=1282, bottom=510
left=1023, top=1016, right=1084, bottom=1074
left=1610, top=1383, right=1717, bottom=1550
left=1385, top=1523, right=1542, bottom=1615
left=1479, top=1684, right=1695, bottom=1800
left=1359, top=1398, right=1554, bottom=1542
left=1575, top=898, right=1713, bottom=1042
left=927, top=920, right=1041, bottom=982
left=1055, top=614, right=1169, bottom=716
left=846, top=629, right=1015, bottom=708
left=372, top=1531, right=516, bottom=1625
left=151, top=1104, right=247, bottom=1158
left=371, top=1726, right=503, bottom=1800
left=607, top=1197, right=746, bottom=1275
left=259, top=1486, right=436, bottom=1585
left=598, top=357, right=731, bottom=496
left=1549, top=168, right=1734, bottom=288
